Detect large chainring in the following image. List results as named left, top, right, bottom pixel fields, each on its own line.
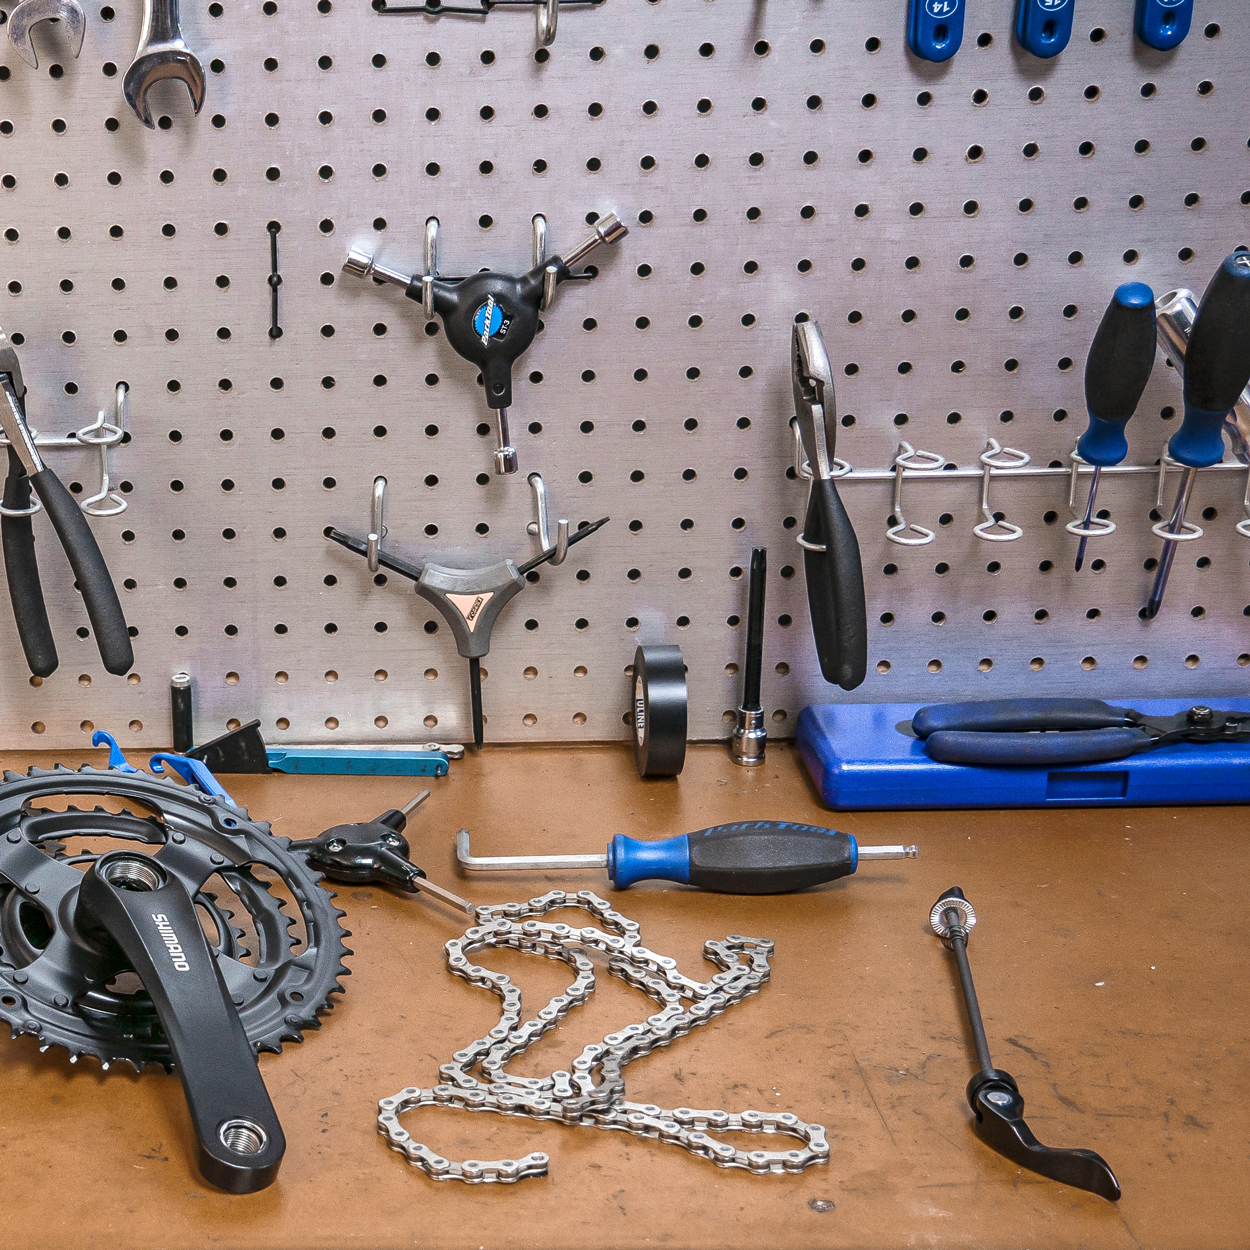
left=0, top=765, right=351, bottom=1070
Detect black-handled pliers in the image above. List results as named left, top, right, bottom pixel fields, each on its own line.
left=0, top=330, right=133, bottom=677
left=911, top=698, right=1250, bottom=767
left=791, top=321, right=866, bottom=691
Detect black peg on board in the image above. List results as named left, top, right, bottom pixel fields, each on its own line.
left=267, top=221, right=283, bottom=340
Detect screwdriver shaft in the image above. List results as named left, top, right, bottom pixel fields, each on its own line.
left=1144, top=466, right=1197, bottom=618
left=858, top=845, right=919, bottom=860
left=1073, top=465, right=1101, bottom=572
left=469, top=657, right=484, bottom=751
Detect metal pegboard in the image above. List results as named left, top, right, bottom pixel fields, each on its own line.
left=1, top=0, right=1248, bottom=748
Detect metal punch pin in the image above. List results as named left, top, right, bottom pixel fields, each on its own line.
left=973, top=439, right=1030, bottom=541
left=886, top=441, right=945, bottom=546
left=366, top=476, right=387, bottom=573
left=526, top=472, right=568, bottom=565
left=1064, top=447, right=1116, bottom=541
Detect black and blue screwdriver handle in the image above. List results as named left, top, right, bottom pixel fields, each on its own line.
left=1077, top=283, right=1157, bottom=468
left=1171, top=252, right=1250, bottom=471
left=912, top=699, right=1153, bottom=766
left=607, top=821, right=915, bottom=893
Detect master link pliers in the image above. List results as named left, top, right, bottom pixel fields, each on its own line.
left=911, top=698, right=1250, bottom=767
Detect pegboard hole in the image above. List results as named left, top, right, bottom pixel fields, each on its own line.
left=1184, top=654, right=1200, bottom=668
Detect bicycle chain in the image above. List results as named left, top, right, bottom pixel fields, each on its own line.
left=377, top=889, right=829, bottom=1184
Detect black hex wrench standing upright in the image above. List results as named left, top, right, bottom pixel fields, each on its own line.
left=930, top=887, right=1121, bottom=1202
left=0, top=331, right=133, bottom=677
left=1145, top=251, right=1250, bottom=618
left=791, top=321, right=866, bottom=691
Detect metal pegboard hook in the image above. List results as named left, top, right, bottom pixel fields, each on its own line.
left=422, top=217, right=439, bottom=320
left=78, top=382, right=129, bottom=517
left=1152, top=442, right=1202, bottom=542
left=1064, top=445, right=1115, bottom=539
left=526, top=471, right=569, bottom=564
left=533, top=213, right=560, bottom=310
left=789, top=417, right=850, bottom=484
left=367, top=476, right=387, bottom=572
left=973, top=439, right=1030, bottom=542
left=1238, top=466, right=1250, bottom=539
left=886, top=441, right=944, bottom=546
left=536, top=0, right=557, bottom=46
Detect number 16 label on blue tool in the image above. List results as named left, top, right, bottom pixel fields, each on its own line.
left=909, top=0, right=964, bottom=62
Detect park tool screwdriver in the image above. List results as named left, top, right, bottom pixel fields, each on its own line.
left=290, top=790, right=474, bottom=914
left=342, top=212, right=627, bottom=475
left=1146, top=251, right=1250, bottom=618
left=911, top=697, right=1250, bottom=767
left=1071, top=282, right=1157, bottom=571
left=0, top=330, right=133, bottom=677
left=930, top=887, right=1121, bottom=1201
left=456, top=821, right=917, bottom=894
left=327, top=515, right=608, bottom=750
left=791, top=321, right=867, bottom=691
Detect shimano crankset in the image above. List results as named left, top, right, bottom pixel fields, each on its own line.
left=0, top=763, right=351, bottom=1193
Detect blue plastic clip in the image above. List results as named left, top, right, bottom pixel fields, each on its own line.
left=149, top=753, right=238, bottom=807
left=1135, top=0, right=1191, bottom=49
left=909, top=0, right=964, bottom=62
left=92, top=730, right=140, bottom=772
left=1014, top=0, right=1073, bottom=58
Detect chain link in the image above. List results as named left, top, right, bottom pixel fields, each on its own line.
left=377, top=889, right=829, bottom=1184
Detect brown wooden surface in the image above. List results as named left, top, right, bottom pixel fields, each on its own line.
left=1, top=742, right=1246, bottom=1250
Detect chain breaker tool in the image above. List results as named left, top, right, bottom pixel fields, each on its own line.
left=377, top=889, right=829, bottom=1183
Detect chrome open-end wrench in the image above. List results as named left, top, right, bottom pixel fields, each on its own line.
left=7, top=0, right=85, bottom=69
left=123, top=0, right=204, bottom=128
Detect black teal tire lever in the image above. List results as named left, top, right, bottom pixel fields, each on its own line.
left=929, top=887, right=1121, bottom=1201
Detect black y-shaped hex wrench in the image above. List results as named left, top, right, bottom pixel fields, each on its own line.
left=327, top=517, right=608, bottom=748
left=0, top=332, right=132, bottom=676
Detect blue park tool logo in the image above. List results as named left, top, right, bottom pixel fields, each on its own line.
left=473, top=295, right=509, bottom=346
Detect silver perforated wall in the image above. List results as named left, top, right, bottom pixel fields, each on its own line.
left=1, top=0, right=1248, bottom=748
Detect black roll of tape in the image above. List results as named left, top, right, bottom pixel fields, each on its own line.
left=632, top=644, right=687, bottom=777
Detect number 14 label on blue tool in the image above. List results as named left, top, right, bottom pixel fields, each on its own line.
left=909, top=0, right=963, bottom=61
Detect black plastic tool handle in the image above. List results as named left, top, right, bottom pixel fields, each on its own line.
left=742, top=546, right=766, bottom=711
left=2, top=445, right=56, bottom=676
left=685, top=821, right=856, bottom=893
left=1185, top=252, right=1250, bottom=414
left=1084, top=283, right=1157, bottom=423
left=29, top=465, right=133, bottom=674
left=803, top=476, right=867, bottom=691
left=913, top=698, right=1133, bottom=736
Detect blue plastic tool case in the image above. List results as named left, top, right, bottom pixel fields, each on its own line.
left=796, top=698, right=1250, bottom=809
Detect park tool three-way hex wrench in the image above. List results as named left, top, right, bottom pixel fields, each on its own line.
left=791, top=321, right=867, bottom=691
left=930, top=887, right=1121, bottom=1201
left=342, top=212, right=627, bottom=475
left=1145, top=251, right=1250, bottom=618
left=0, top=331, right=133, bottom=676
left=457, top=821, right=917, bottom=894
left=327, top=515, right=608, bottom=749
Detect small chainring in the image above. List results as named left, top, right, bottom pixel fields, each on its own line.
left=0, top=765, right=351, bottom=1070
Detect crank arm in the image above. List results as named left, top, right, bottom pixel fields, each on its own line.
left=967, top=1071, right=1121, bottom=1202
left=73, top=851, right=285, bottom=1192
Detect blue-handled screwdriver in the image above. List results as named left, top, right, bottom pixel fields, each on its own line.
left=1145, top=252, right=1250, bottom=618
left=1072, top=283, right=1157, bottom=571
left=456, top=823, right=917, bottom=895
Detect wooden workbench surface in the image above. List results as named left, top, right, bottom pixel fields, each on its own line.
left=0, top=742, right=1245, bottom=1249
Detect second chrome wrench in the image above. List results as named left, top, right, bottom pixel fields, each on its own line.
left=123, top=0, right=205, bottom=128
